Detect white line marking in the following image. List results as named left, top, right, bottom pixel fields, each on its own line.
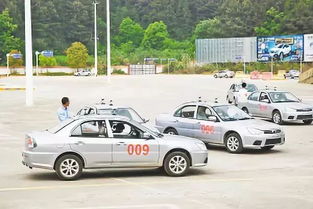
left=71, top=204, right=181, bottom=209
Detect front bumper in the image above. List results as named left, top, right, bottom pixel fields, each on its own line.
left=191, top=151, right=208, bottom=167
left=22, top=151, right=54, bottom=170
left=282, top=111, right=313, bottom=122
left=242, top=133, right=285, bottom=148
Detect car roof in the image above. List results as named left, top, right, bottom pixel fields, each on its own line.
left=75, top=114, right=131, bottom=121
left=178, top=100, right=229, bottom=108
left=82, top=104, right=131, bottom=109
left=258, top=90, right=287, bottom=93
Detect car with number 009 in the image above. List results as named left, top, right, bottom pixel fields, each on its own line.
left=155, top=100, right=285, bottom=153
left=22, top=115, right=208, bottom=180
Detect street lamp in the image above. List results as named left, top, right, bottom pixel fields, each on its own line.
left=93, top=1, right=99, bottom=77
left=106, top=0, right=111, bottom=82
left=25, top=0, right=34, bottom=106
left=35, top=51, right=40, bottom=76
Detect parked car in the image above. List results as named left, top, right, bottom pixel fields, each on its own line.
left=238, top=90, right=313, bottom=125
left=74, top=69, right=92, bottom=76
left=155, top=100, right=285, bottom=153
left=22, top=115, right=208, bottom=180
left=226, top=83, right=258, bottom=105
left=77, top=101, right=158, bottom=132
left=213, top=70, right=235, bottom=78
left=269, top=44, right=292, bottom=60
left=284, top=69, right=300, bottom=79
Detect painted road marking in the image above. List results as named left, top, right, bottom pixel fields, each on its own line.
left=72, top=204, right=181, bottom=209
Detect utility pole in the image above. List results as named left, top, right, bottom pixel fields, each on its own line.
left=6, top=54, right=10, bottom=77
left=35, top=51, right=39, bottom=76
left=93, top=1, right=98, bottom=76
left=106, top=0, right=111, bottom=82
left=25, top=0, right=34, bottom=106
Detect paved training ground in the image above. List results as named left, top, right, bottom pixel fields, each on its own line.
left=0, top=75, right=313, bottom=209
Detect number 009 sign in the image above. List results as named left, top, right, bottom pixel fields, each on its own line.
left=127, top=144, right=150, bottom=156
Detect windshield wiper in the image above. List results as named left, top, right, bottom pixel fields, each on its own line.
left=239, top=117, right=252, bottom=120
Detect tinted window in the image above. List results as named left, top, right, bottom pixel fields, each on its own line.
left=109, top=120, right=144, bottom=139
left=259, top=92, right=270, bottom=102
left=72, top=120, right=107, bottom=138
left=174, top=105, right=196, bottom=118
left=197, top=106, right=214, bottom=121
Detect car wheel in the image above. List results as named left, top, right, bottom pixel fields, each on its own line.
left=225, top=133, right=243, bottom=153
left=242, top=107, right=249, bottom=114
left=224, top=74, right=228, bottom=78
left=303, top=120, right=313, bottom=125
left=261, top=146, right=275, bottom=151
left=55, top=154, right=83, bottom=181
left=272, top=110, right=283, bottom=125
left=164, top=128, right=178, bottom=135
left=214, top=74, right=217, bottom=78
left=163, top=151, right=190, bottom=177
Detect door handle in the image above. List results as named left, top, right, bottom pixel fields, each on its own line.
left=117, top=142, right=127, bottom=146
left=74, top=141, right=85, bottom=146
left=173, top=120, right=179, bottom=123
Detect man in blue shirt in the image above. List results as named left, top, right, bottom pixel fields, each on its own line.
left=57, top=97, right=71, bottom=122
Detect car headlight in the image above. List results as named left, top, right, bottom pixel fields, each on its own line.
left=195, top=142, right=207, bottom=150
left=247, top=127, right=263, bottom=135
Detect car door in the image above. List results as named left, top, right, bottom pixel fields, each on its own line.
left=245, top=92, right=260, bottom=116
left=193, top=106, right=222, bottom=144
left=173, top=105, right=198, bottom=137
left=258, top=92, right=273, bottom=118
left=109, top=120, right=159, bottom=167
left=69, top=120, right=113, bottom=168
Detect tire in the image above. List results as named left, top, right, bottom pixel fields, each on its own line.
left=163, top=151, right=190, bottom=176
left=261, top=146, right=274, bottom=151
left=225, top=133, right=244, bottom=153
left=303, top=120, right=313, bottom=125
left=242, top=107, right=249, bottom=114
left=55, top=154, right=83, bottom=181
left=272, top=110, right=283, bottom=125
left=164, top=128, right=178, bottom=135
left=214, top=74, right=217, bottom=78
left=224, top=74, right=228, bottom=78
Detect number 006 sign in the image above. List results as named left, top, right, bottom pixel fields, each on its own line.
left=127, top=144, right=150, bottom=156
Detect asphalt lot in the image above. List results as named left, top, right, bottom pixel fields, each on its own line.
left=0, top=75, right=313, bottom=209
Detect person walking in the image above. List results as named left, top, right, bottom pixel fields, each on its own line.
left=236, top=82, right=248, bottom=105
left=57, top=97, right=71, bottom=122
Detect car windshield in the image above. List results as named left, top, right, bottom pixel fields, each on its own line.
left=98, top=108, right=145, bottom=123
left=130, top=120, right=163, bottom=138
left=268, top=92, right=300, bottom=103
left=213, top=105, right=252, bottom=122
left=48, top=119, right=74, bottom=133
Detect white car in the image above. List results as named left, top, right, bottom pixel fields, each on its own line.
left=213, top=70, right=235, bottom=78
left=74, top=69, right=92, bottom=76
left=269, top=44, right=292, bottom=60
left=226, top=83, right=258, bottom=105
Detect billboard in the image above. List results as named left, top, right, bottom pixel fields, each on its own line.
left=304, top=34, right=313, bottom=62
left=257, top=35, right=304, bottom=62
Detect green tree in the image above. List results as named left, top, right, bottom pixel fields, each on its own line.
left=66, top=42, right=88, bottom=69
left=0, top=9, right=23, bottom=63
left=8, top=50, right=23, bottom=68
left=142, top=21, right=169, bottom=49
left=39, top=55, right=57, bottom=67
left=194, top=18, right=223, bottom=39
left=255, top=7, right=284, bottom=36
left=118, top=17, right=144, bottom=47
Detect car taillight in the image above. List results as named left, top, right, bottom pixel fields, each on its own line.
left=25, top=135, right=37, bottom=149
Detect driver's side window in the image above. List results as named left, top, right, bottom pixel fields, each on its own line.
left=71, top=120, right=107, bottom=138
left=109, top=120, right=144, bottom=139
left=196, top=106, right=214, bottom=121
left=259, top=92, right=270, bottom=103
left=174, top=105, right=196, bottom=118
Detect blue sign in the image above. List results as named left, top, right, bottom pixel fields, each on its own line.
left=12, top=54, right=22, bottom=59
left=41, top=50, right=53, bottom=57
left=257, top=35, right=304, bottom=62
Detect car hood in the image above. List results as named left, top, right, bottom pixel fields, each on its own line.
left=142, top=122, right=160, bottom=133
left=226, top=119, right=281, bottom=130
left=162, top=134, right=201, bottom=143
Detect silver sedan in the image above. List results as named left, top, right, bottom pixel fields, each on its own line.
left=155, top=101, right=285, bottom=153
left=238, top=90, right=313, bottom=125
left=22, top=115, right=208, bottom=180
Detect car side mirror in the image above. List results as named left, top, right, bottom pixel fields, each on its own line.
left=143, top=132, right=154, bottom=140
left=143, top=118, right=150, bottom=123
left=207, top=116, right=217, bottom=122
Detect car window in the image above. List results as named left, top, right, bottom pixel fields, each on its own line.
left=248, top=92, right=259, bottom=101
left=259, top=92, right=270, bottom=102
left=174, top=105, right=196, bottom=118
left=72, top=120, right=107, bottom=138
left=197, top=106, right=214, bottom=121
left=109, top=120, right=144, bottom=139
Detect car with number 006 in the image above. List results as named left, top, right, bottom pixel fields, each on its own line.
left=22, top=115, right=208, bottom=180
left=155, top=101, right=285, bottom=153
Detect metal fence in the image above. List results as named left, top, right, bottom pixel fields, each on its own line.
left=128, top=65, right=156, bottom=75
left=196, top=37, right=257, bottom=64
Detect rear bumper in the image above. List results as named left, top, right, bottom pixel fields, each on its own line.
left=22, top=151, right=54, bottom=170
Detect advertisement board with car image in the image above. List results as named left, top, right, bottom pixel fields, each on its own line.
left=257, top=35, right=304, bottom=62
left=304, top=34, right=313, bottom=62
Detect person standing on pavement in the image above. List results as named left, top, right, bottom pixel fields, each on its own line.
left=236, top=82, right=248, bottom=105
left=57, top=97, right=71, bottom=122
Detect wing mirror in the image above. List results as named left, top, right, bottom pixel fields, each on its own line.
left=143, top=118, right=150, bottom=123
left=207, top=116, right=218, bottom=122
left=143, top=132, right=154, bottom=140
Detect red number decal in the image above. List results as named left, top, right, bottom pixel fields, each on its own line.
left=127, top=144, right=150, bottom=155
left=200, top=125, right=214, bottom=134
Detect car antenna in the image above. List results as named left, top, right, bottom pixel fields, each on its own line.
left=101, top=98, right=105, bottom=105
left=265, top=85, right=269, bottom=90
left=214, top=98, right=219, bottom=103
left=109, top=100, right=113, bottom=106
left=198, top=97, right=202, bottom=102
left=274, top=86, right=277, bottom=91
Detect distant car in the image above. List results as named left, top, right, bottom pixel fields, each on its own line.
left=155, top=100, right=285, bottom=153
left=238, top=90, right=313, bottom=125
left=226, top=83, right=258, bottom=105
left=77, top=102, right=159, bottom=132
left=213, top=70, right=235, bottom=78
left=284, top=70, right=300, bottom=79
left=22, top=115, right=208, bottom=180
left=74, top=69, right=92, bottom=76
left=269, top=44, right=292, bottom=60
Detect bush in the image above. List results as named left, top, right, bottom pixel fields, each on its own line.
left=66, top=42, right=88, bottom=68
left=55, top=55, right=67, bottom=66
left=112, top=69, right=126, bottom=75
left=39, top=55, right=57, bottom=67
